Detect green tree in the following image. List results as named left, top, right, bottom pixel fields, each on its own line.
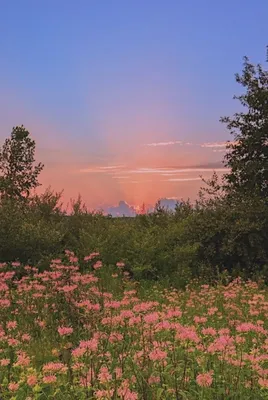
left=221, top=57, right=268, bottom=200
left=0, top=125, right=44, bottom=201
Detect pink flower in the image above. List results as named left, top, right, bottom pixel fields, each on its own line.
left=202, top=327, right=217, bottom=336
left=258, top=378, right=268, bottom=388
left=61, top=285, right=77, bottom=293
left=43, top=375, right=57, bottom=384
left=72, top=347, right=86, bottom=357
left=93, top=261, right=102, bottom=270
left=12, top=261, right=20, bottom=267
left=79, top=338, right=98, bottom=352
left=84, top=252, right=100, bottom=261
left=14, top=351, right=30, bottom=367
left=109, top=332, right=123, bottom=343
left=7, top=338, right=19, bottom=347
left=144, top=312, right=159, bottom=324
left=43, top=375, right=57, bottom=383
left=7, top=321, right=17, bottom=330
left=8, top=382, right=19, bottom=391
left=148, top=376, right=160, bottom=384
left=58, top=326, right=73, bottom=336
left=149, top=349, right=167, bottom=361
left=236, top=323, right=255, bottom=333
left=115, top=367, right=122, bottom=379
left=43, top=362, right=67, bottom=373
left=196, top=371, right=213, bottom=387
left=27, top=375, right=37, bottom=386
left=176, top=326, right=200, bottom=343
left=116, top=261, right=125, bottom=268
left=95, top=389, right=114, bottom=399
left=194, top=316, right=207, bottom=324
left=21, top=333, right=31, bottom=342
left=0, top=358, right=10, bottom=366
left=98, top=366, right=112, bottom=383
left=80, top=369, right=95, bottom=387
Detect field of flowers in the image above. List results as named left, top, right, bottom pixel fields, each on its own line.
left=0, top=251, right=267, bottom=399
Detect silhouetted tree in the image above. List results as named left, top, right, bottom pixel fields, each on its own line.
left=221, top=57, right=268, bottom=200
left=0, top=126, right=44, bottom=202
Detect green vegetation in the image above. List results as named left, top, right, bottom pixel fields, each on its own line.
left=0, top=57, right=267, bottom=287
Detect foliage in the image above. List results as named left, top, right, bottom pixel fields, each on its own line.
left=220, top=57, right=268, bottom=200
left=0, top=126, right=44, bottom=202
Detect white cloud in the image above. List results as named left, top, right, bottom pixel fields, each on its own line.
left=144, top=140, right=184, bottom=147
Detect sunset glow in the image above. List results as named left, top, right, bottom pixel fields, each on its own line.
left=1, top=1, right=266, bottom=211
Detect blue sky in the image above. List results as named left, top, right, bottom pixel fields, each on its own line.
left=1, top=1, right=268, bottom=209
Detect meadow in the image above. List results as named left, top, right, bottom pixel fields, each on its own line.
left=0, top=251, right=267, bottom=399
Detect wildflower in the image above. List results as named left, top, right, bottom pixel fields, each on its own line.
left=95, top=389, right=114, bottom=399
left=0, top=358, right=10, bottom=366
left=21, top=333, right=31, bottom=342
left=115, top=367, right=122, bottom=379
left=176, top=326, right=200, bottom=343
left=43, top=375, right=57, bottom=384
left=98, top=366, right=112, bottom=383
left=58, top=326, right=73, bottom=336
left=7, top=338, right=19, bottom=347
left=7, top=321, right=17, bottom=330
left=196, top=371, right=213, bottom=387
left=72, top=347, right=86, bottom=357
left=14, top=351, right=30, bottom=367
left=109, top=332, right=123, bottom=343
left=148, top=376, right=160, bottom=384
left=258, top=378, right=268, bottom=388
left=79, top=338, right=98, bottom=352
left=144, top=312, right=159, bottom=324
left=194, top=316, right=207, bottom=324
left=116, top=261, right=125, bottom=268
left=93, top=261, right=102, bottom=270
left=27, top=375, right=37, bottom=386
left=8, top=382, right=19, bottom=391
left=149, top=348, right=167, bottom=361
left=43, top=362, right=67, bottom=373
left=202, top=327, right=217, bottom=336
left=12, top=261, right=20, bottom=267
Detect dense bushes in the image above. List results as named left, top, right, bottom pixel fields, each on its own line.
left=0, top=192, right=267, bottom=287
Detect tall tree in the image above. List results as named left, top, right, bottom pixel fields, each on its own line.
left=0, top=125, right=44, bottom=201
left=221, top=57, right=268, bottom=200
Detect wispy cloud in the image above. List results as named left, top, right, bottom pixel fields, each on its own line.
left=144, top=140, right=184, bottom=147
left=201, top=141, right=233, bottom=149
left=129, top=167, right=227, bottom=174
left=99, top=165, right=125, bottom=170
left=79, top=165, right=125, bottom=173
left=143, top=139, right=234, bottom=150
left=201, top=142, right=225, bottom=148
left=167, top=177, right=202, bottom=182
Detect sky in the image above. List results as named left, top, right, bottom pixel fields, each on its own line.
left=1, top=1, right=268, bottom=212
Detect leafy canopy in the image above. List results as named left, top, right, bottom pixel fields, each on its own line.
left=221, top=57, right=268, bottom=200
left=0, top=125, right=44, bottom=201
